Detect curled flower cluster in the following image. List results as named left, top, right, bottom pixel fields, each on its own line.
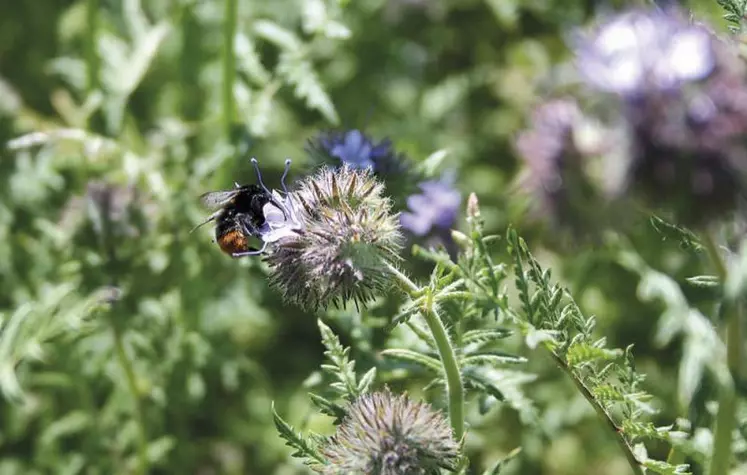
left=318, top=389, right=460, bottom=475
left=517, top=7, right=747, bottom=228
left=309, top=129, right=399, bottom=172
left=262, top=164, right=403, bottom=310
left=309, top=128, right=462, bottom=260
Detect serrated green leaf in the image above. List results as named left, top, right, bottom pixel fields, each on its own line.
left=272, top=402, right=325, bottom=464
left=253, top=20, right=301, bottom=50
left=357, top=367, right=376, bottom=394
left=649, top=215, right=702, bottom=252
left=380, top=349, right=442, bottom=373
left=684, top=275, right=720, bottom=288
left=565, top=342, right=622, bottom=366
left=462, top=371, right=505, bottom=401
left=318, top=319, right=359, bottom=399
left=462, top=351, right=527, bottom=367
left=277, top=51, right=339, bottom=124
left=642, top=458, right=691, bottom=474
left=481, top=447, right=522, bottom=475
left=39, top=411, right=91, bottom=446
left=462, top=328, right=513, bottom=348
left=309, top=393, right=347, bottom=423
left=146, top=436, right=176, bottom=464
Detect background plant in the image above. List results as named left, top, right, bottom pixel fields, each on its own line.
left=1, top=0, right=746, bottom=474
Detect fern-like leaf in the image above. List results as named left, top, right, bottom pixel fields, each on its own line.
left=272, top=403, right=326, bottom=466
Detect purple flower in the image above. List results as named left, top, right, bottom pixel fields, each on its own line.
left=318, top=130, right=394, bottom=170
left=574, top=9, right=715, bottom=96
left=400, top=178, right=461, bottom=237
left=565, top=7, right=747, bottom=225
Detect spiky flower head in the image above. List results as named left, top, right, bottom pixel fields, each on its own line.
left=573, top=7, right=747, bottom=225
left=264, top=164, right=403, bottom=310
left=318, top=389, right=460, bottom=475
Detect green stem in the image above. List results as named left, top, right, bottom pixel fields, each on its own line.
left=385, top=263, right=465, bottom=440
left=223, top=0, right=237, bottom=141
left=703, top=231, right=740, bottom=475
left=422, top=301, right=465, bottom=440
left=548, top=351, right=645, bottom=475
left=85, top=0, right=100, bottom=94
left=386, top=262, right=419, bottom=293
left=111, top=322, right=149, bottom=475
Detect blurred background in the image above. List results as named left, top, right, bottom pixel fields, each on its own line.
left=0, top=0, right=734, bottom=473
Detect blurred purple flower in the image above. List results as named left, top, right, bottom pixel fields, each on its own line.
left=401, top=177, right=461, bottom=260
left=571, top=7, right=747, bottom=225
left=400, top=178, right=461, bottom=237
left=574, top=9, right=715, bottom=96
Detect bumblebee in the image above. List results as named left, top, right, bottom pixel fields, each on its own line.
left=193, top=159, right=288, bottom=258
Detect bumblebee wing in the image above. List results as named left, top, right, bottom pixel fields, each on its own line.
left=199, top=190, right=240, bottom=209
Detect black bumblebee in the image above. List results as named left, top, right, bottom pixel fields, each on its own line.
left=192, top=159, right=288, bottom=258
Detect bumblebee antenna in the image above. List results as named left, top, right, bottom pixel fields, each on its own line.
left=280, top=159, right=292, bottom=194
left=250, top=158, right=272, bottom=195
left=189, top=213, right=217, bottom=233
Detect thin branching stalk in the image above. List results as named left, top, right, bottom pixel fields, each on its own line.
left=222, top=0, right=237, bottom=141
left=111, top=321, right=149, bottom=475
left=385, top=263, right=465, bottom=441
left=548, top=351, right=645, bottom=475
left=703, top=231, right=740, bottom=475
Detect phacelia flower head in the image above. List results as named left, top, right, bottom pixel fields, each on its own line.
left=307, top=129, right=421, bottom=202
left=575, top=9, right=716, bottom=96
left=318, top=389, right=460, bottom=475
left=573, top=7, right=747, bottom=225
left=514, top=97, right=614, bottom=232
left=310, top=129, right=396, bottom=170
left=264, top=164, right=403, bottom=310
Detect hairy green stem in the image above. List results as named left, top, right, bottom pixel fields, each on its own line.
left=548, top=352, right=645, bottom=475
left=703, top=231, right=740, bottom=475
left=111, top=323, right=149, bottom=474
left=386, top=262, right=419, bottom=293
left=222, top=0, right=237, bottom=141
left=422, top=301, right=465, bottom=440
left=385, top=263, right=465, bottom=440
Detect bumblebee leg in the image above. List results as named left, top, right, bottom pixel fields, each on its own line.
left=232, top=241, right=267, bottom=257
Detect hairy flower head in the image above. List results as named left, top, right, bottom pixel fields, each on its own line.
left=264, top=165, right=403, bottom=310
left=318, top=389, right=460, bottom=475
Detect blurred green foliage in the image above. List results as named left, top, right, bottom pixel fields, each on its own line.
left=0, top=0, right=741, bottom=474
